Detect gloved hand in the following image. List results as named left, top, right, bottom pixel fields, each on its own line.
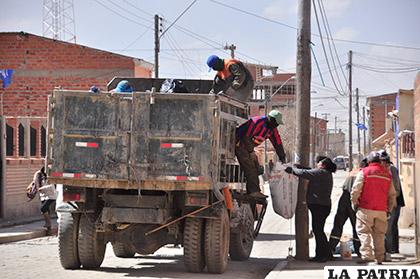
left=285, top=166, right=293, bottom=174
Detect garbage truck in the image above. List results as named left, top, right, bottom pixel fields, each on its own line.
left=47, top=77, right=267, bottom=274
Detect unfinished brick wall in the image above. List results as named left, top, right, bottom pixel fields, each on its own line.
left=0, top=32, right=152, bottom=117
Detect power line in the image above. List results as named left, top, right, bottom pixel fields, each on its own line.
left=208, top=0, right=420, bottom=51
left=122, top=0, right=154, bottom=17
left=160, top=0, right=198, bottom=38
left=312, top=0, right=345, bottom=96
left=318, top=0, right=348, bottom=87
left=92, top=0, right=152, bottom=29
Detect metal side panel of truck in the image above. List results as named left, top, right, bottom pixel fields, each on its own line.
left=47, top=88, right=264, bottom=274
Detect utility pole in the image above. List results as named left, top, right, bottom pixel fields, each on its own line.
left=312, top=112, right=317, bottom=166
left=348, top=50, right=353, bottom=171
left=321, top=113, right=330, bottom=156
left=224, top=43, right=236, bottom=58
left=154, top=14, right=161, bottom=78
left=363, top=106, right=367, bottom=155
left=334, top=116, right=337, bottom=133
left=295, top=0, right=311, bottom=260
left=356, top=88, right=361, bottom=158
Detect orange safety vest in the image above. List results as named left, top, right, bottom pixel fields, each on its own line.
left=359, top=163, right=392, bottom=211
left=216, top=59, right=240, bottom=80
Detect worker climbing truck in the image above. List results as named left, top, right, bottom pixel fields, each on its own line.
left=47, top=78, right=267, bottom=274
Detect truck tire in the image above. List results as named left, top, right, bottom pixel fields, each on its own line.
left=183, top=217, right=205, bottom=272
left=204, top=207, right=230, bottom=274
left=78, top=214, right=106, bottom=268
left=58, top=213, right=81, bottom=269
left=112, top=242, right=136, bottom=258
left=229, top=203, right=254, bottom=261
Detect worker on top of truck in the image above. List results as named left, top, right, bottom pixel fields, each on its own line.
left=235, top=109, right=286, bottom=199
left=207, top=55, right=254, bottom=102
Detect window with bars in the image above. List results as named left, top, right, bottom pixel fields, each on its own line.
left=30, top=126, right=37, bottom=157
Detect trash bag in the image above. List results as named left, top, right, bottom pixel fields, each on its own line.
left=160, top=79, right=189, bottom=93
left=269, top=163, right=298, bottom=219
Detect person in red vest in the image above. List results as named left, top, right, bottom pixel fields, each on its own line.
left=207, top=55, right=254, bottom=102
left=351, top=151, right=396, bottom=264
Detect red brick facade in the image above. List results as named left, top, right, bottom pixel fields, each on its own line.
left=367, top=93, right=397, bottom=143
left=0, top=32, right=153, bottom=220
left=0, top=32, right=152, bottom=117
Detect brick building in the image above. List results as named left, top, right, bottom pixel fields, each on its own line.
left=366, top=92, right=397, bottom=147
left=0, top=32, right=153, bottom=220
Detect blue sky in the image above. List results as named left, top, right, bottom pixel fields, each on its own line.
left=1, top=0, right=420, bottom=133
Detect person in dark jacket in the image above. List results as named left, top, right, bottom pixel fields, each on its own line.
left=207, top=55, right=254, bottom=102
left=328, top=158, right=368, bottom=257
left=285, top=157, right=337, bottom=262
left=236, top=110, right=286, bottom=199
left=379, top=150, right=405, bottom=258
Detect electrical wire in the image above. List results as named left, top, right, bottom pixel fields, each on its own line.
left=160, top=0, right=198, bottom=38
left=92, top=0, right=152, bottom=29
left=312, top=0, right=346, bottom=96
left=208, top=0, right=420, bottom=51
left=318, top=0, right=348, bottom=87
left=122, top=0, right=154, bottom=17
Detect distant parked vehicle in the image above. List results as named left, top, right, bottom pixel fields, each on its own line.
left=333, top=156, right=347, bottom=171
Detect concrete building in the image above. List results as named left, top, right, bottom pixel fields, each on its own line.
left=0, top=32, right=153, bottom=221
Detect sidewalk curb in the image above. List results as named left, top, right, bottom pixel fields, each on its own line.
left=265, top=259, right=290, bottom=279
left=0, top=230, right=47, bottom=244
left=0, top=226, right=58, bottom=244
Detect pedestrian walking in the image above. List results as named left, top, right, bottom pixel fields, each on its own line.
left=351, top=151, right=396, bottom=264
left=285, top=157, right=337, bottom=262
left=329, top=158, right=368, bottom=257
left=379, top=150, right=405, bottom=259
left=206, top=55, right=254, bottom=102
left=31, top=167, right=57, bottom=234
left=235, top=110, right=286, bottom=199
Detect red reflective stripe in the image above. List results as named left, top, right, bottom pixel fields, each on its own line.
left=51, top=172, right=63, bottom=177
left=75, top=142, right=99, bottom=148
left=86, top=142, right=99, bottom=148
left=161, top=143, right=172, bottom=148
left=176, top=176, right=188, bottom=181
left=73, top=173, right=81, bottom=178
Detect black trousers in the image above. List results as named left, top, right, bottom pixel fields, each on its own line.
left=308, top=203, right=332, bottom=259
left=329, top=190, right=361, bottom=255
left=235, top=145, right=260, bottom=194
left=385, top=205, right=401, bottom=253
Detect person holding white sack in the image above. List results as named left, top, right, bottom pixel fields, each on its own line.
left=31, top=166, right=57, bottom=233
left=285, top=157, right=337, bottom=262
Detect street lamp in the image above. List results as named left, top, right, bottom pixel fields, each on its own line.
left=264, top=75, right=296, bottom=170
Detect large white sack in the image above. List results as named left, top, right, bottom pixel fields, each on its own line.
left=269, top=164, right=298, bottom=219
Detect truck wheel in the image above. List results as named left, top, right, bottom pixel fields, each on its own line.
left=183, top=217, right=205, bottom=272
left=204, top=207, right=230, bottom=274
left=78, top=214, right=106, bottom=268
left=58, top=213, right=81, bottom=269
left=229, top=204, right=254, bottom=261
left=112, top=242, right=136, bottom=258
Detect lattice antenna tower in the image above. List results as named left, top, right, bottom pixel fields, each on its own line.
left=43, top=0, right=76, bottom=43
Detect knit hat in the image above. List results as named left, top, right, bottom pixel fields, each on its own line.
left=268, top=110, right=284, bottom=125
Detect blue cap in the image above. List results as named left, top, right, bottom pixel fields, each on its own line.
left=207, top=55, right=219, bottom=71
left=115, top=80, right=133, bottom=93
left=89, top=86, right=99, bottom=93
